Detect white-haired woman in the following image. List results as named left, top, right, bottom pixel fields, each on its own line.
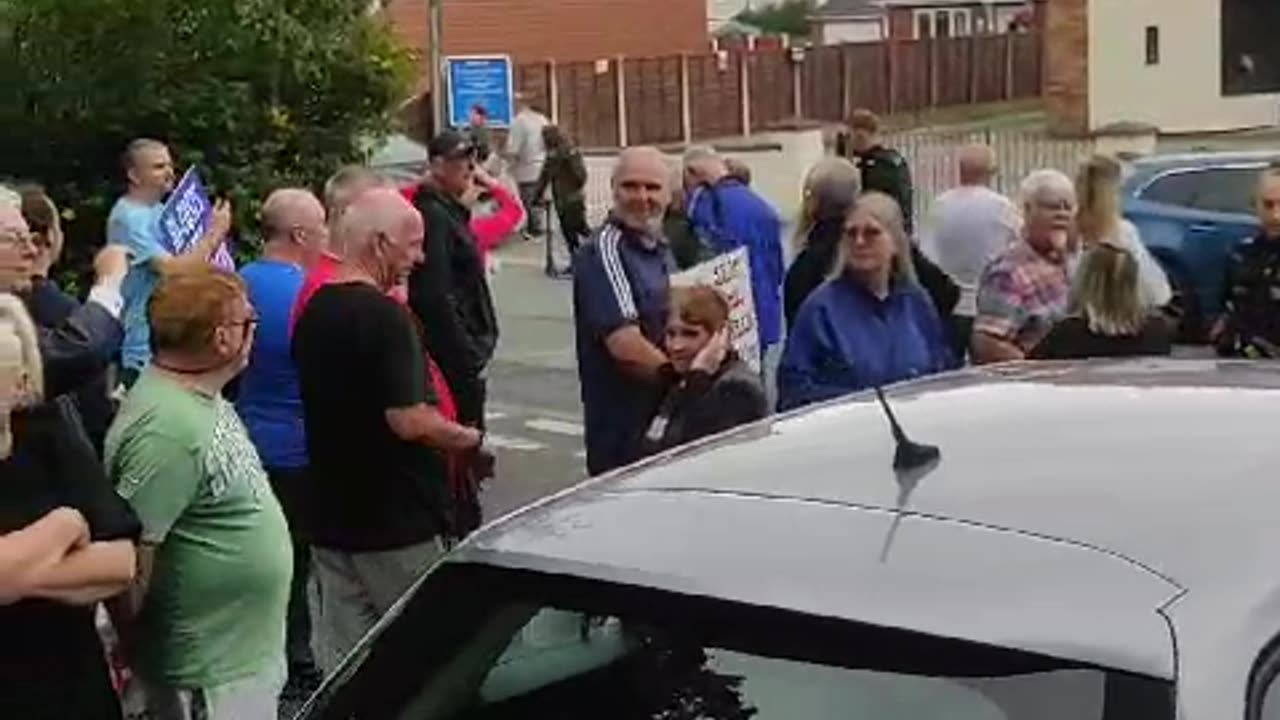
left=0, top=293, right=139, bottom=719
left=1030, top=242, right=1173, bottom=359
left=778, top=192, right=953, bottom=411
left=972, top=169, right=1076, bottom=364
left=1074, top=155, right=1171, bottom=309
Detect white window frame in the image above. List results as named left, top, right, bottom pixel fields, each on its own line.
left=913, top=8, right=973, bottom=39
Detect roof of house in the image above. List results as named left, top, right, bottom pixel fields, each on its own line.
left=812, top=0, right=1027, bottom=18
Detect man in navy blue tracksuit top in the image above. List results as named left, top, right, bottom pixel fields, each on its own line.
left=573, top=147, right=676, bottom=476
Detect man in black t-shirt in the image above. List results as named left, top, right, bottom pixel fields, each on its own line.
left=292, top=188, right=493, bottom=674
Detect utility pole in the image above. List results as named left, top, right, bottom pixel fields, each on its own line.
left=428, top=0, right=445, bottom=133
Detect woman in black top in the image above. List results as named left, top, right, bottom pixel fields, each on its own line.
left=0, top=292, right=139, bottom=719
left=641, top=286, right=768, bottom=456
left=1030, top=242, right=1173, bottom=360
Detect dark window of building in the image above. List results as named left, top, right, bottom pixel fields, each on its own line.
left=1145, top=26, right=1160, bottom=65
left=1223, top=0, right=1280, bottom=95
left=916, top=13, right=932, bottom=39
left=935, top=11, right=951, bottom=37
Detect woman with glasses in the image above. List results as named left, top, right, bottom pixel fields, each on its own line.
left=1030, top=242, right=1173, bottom=360
left=777, top=192, right=954, bottom=412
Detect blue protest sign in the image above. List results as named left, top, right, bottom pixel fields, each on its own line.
left=158, top=167, right=233, bottom=270
left=446, top=55, right=514, bottom=128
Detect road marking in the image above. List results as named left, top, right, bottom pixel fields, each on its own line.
left=573, top=450, right=587, bottom=459
left=485, top=410, right=509, bottom=422
left=524, top=418, right=584, bottom=437
left=486, top=434, right=547, bottom=452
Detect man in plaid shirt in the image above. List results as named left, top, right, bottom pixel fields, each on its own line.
left=972, top=170, right=1075, bottom=364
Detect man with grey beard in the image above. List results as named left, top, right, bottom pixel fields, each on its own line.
left=572, top=146, right=675, bottom=476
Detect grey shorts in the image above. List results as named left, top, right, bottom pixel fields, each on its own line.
left=310, top=538, right=446, bottom=675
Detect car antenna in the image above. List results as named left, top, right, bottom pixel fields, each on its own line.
left=875, top=386, right=942, bottom=564
left=874, top=387, right=940, bottom=472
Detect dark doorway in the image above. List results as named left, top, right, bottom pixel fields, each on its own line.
left=1222, top=0, right=1280, bottom=95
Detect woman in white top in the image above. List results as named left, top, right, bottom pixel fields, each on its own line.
left=1073, top=154, right=1172, bottom=310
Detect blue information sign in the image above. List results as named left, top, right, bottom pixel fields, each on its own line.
left=158, top=167, right=234, bottom=270
left=445, top=55, right=514, bottom=128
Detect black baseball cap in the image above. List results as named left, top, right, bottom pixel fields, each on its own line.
left=428, top=130, right=476, bottom=161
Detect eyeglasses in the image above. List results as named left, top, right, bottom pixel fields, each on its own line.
left=0, top=230, right=36, bottom=249
left=223, top=313, right=260, bottom=333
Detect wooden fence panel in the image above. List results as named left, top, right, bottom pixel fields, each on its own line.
left=1011, top=33, right=1042, bottom=99
left=748, top=51, right=793, bottom=130
left=891, top=41, right=930, bottom=113
left=971, top=35, right=1007, bottom=103
left=936, top=37, right=974, bottom=106
left=556, top=61, right=619, bottom=148
left=514, top=64, right=551, bottom=117
left=624, top=56, right=683, bottom=145
left=844, top=42, right=890, bottom=117
left=800, top=45, right=844, bottom=122
left=688, top=53, right=742, bottom=140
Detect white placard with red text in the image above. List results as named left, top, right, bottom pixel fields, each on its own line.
left=671, top=247, right=760, bottom=374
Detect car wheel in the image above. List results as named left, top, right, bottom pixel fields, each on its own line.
left=1160, top=261, right=1203, bottom=343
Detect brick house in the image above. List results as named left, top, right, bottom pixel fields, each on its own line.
left=1046, top=0, right=1280, bottom=135
left=811, top=0, right=1036, bottom=46
left=381, top=0, right=709, bottom=90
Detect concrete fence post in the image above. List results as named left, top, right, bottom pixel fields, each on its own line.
left=615, top=56, right=629, bottom=147
left=1003, top=33, right=1015, bottom=100
left=739, top=51, right=752, bottom=136
left=929, top=38, right=940, bottom=110
left=680, top=54, right=693, bottom=144
left=547, top=60, right=559, bottom=125
left=791, top=53, right=804, bottom=119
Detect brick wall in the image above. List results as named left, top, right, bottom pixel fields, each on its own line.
left=385, top=0, right=709, bottom=88
left=1044, top=0, right=1088, bottom=135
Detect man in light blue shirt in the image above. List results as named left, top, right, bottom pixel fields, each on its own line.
left=107, top=138, right=231, bottom=386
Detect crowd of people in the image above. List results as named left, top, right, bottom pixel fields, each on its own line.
left=4, top=101, right=1280, bottom=719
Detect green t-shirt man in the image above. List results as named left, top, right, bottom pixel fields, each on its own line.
left=107, top=369, right=292, bottom=688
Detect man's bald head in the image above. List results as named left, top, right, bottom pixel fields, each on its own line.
left=612, top=146, right=671, bottom=233
left=957, top=144, right=997, bottom=186
left=262, top=188, right=329, bottom=264
left=337, top=188, right=424, bottom=289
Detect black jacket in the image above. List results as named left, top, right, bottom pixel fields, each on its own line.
left=39, top=300, right=122, bottom=401
left=845, top=142, right=915, bottom=234
left=784, top=219, right=959, bottom=328
left=640, top=357, right=767, bottom=457
left=26, top=281, right=116, bottom=455
left=408, top=185, right=499, bottom=381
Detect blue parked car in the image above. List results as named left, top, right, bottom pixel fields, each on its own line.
left=1122, top=151, right=1280, bottom=339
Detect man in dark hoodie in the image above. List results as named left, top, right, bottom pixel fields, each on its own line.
left=408, top=131, right=499, bottom=429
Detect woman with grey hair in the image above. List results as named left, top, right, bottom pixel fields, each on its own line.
left=0, top=292, right=140, bottom=719
left=778, top=192, right=953, bottom=411
left=785, top=158, right=960, bottom=329
left=972, top=168, right=1077, bottom=364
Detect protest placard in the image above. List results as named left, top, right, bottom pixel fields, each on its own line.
left=671, top=247, right=760, bottom=374
left=158, top=168, right=234, bottom=270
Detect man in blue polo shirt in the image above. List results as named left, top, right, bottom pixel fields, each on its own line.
left=573, top=146, right=675, bottom=476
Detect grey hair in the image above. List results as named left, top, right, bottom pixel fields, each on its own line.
left=682, top=144, right=719, bottom=167
left=0, top=293, right=44, bottom=459
left=1018, top=168, right=1076, bottom=211
left=795, top=157, right=860, bottom=250
left=829, top=191, right=918, bottom=286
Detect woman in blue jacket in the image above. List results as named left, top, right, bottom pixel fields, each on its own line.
left=777, top=192, right=954, bottom=412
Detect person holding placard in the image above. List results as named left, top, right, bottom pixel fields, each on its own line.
left=108, top=139, right=232, bottom=388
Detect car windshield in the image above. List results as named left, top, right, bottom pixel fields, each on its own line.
left=306, top=565, right=1176, bottom=720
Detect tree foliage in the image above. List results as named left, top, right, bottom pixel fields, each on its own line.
left=735, top=0, right=816, bottom=37
left=0, top=0, right=411, bottom=281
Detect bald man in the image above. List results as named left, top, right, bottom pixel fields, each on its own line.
left=573, top=146, right=677, bottom=476
left=232, top=188, right=329, bottom=697
left=920, top=144, right=1021, bottom=362
left=292, top=188, right=490, bottom=673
